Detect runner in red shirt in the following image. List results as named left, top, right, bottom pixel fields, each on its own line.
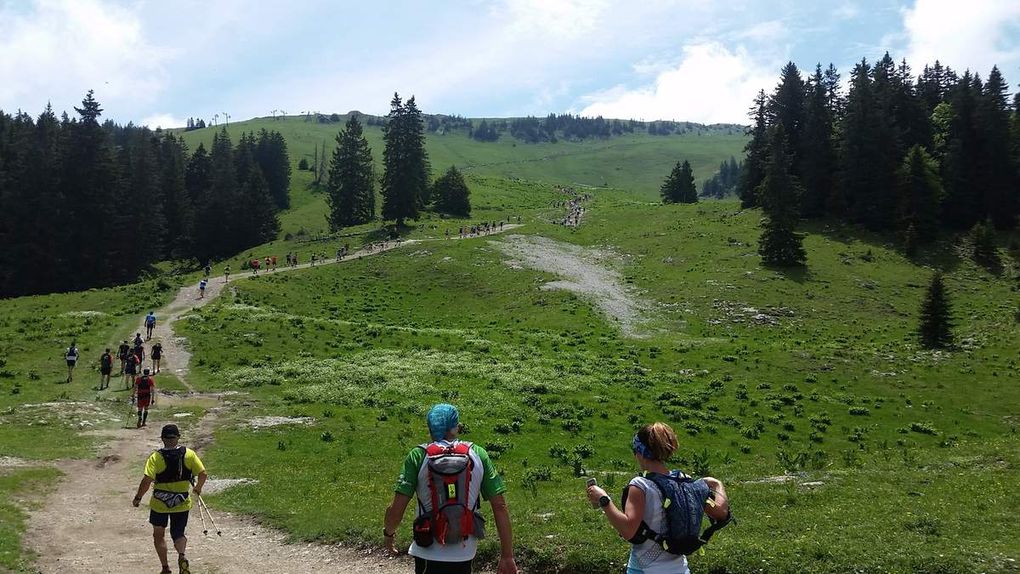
left=132, top=368, right=156, bottom=428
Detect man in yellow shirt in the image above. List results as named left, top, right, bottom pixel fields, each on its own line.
left=133, top=424, right=207, bottom=574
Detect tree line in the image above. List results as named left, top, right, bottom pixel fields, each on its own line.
left=0, top=91, right=290, bottom=297
left=740, top=55, right=1019, bottom=264
left=325, top=94, right=471, bottom=232
left=700, top=157, right=743, bottom=198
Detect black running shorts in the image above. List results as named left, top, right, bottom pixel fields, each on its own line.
left=149, top=509, right=189, bottom=540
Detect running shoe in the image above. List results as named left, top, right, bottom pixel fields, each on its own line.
left=178, top=556, right=191, bottom=574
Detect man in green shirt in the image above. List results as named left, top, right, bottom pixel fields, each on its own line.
left=384, top=403, right=518, bottom=574
left=132, top=424, right=207, bottom=574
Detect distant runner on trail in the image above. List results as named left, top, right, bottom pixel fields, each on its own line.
left=203, top=264, right=211, bottom=278
left=383, top=403, right=519, bottom=574
left=151, top=342, right=163, bottom=373
left=133, top=424, right=207, bottom=574
left=134, top=333, right=144, bottom=347
left=99, top=348, right=113, bottom=390
left=224, top=264, right=230, bottom=283
left=133, top=341, right=145, bottom=366
left=124, top=351, right=139, bottom=389
left=145, top=312, right=156, bottom=340
left=132, top=368, right=156, bottom=428
left=118, top=340, right=131, bottom=374
left=198, top=279, right=207, bottom=299
left=585, top=422, right=731, bottom=574
left=265, top=256, right=271, bottom=271
left=251, top=259, right=260, bottom=275
left=64, top=341, right=79, bottom=383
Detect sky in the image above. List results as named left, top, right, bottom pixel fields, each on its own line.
left=1, top=0, right=1018, bottom=128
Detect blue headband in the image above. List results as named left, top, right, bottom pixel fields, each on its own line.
left=632, top=434, right=655, bottom=459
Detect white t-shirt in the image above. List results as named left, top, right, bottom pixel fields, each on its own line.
left=626, top=476, right=690, bottom=574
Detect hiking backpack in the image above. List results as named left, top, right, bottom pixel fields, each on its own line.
left=152, top=447, right=193, bottom=509
left=621, top=471, right=733, bottom=556
left=413, top=441, right=486, bottom=547
left=136, top=376, right=153, bottom=398
left=101, top=354, right=112, bottom=369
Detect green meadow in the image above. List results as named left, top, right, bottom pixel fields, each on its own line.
left=174, top=192, right=1018, bottom=573
left=2, top=117, right=1018, bottom=573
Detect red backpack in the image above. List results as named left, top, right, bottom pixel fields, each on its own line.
left=413, top=441, right=485, bottom=546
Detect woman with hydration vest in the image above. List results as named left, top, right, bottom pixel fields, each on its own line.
left=586, top=422, right=731, bottom=574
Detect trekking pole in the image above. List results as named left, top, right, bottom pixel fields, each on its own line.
left=198, top=496, right=209, bottom=535
left=198, top=494, right=221, bottom=536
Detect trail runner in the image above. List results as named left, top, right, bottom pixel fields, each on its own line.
left=133, top=424, right=207, bottom=574
left=151, top=342, right=163, bottom=373
left=64, top=341, right=79, bottom=383
left=99, top=348, right=113, bottom=390
left=124, top=351, right=139, bottom=390
left=586, top=422, right=731, bottom=574
left=198, top=279, right=207, bottom=299
left=118, top=340, right=131, bottom=374
left=145, top=311, right=157, bottom=340
left=384, top=403, right=519, bottom=574
left=132, top=368, right=156, bottom=428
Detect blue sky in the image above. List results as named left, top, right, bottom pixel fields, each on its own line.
left=1, top=0, right=1018, bottom=127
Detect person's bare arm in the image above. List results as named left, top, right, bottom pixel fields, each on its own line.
left=133, top=476, right=153, bottom=506
left=588, top=485, right=645, bottom=540
left=489, top=495, right=518, bottom=574
left=383, top=493, right=412, bottom=554
left=704, top=477, right=730, bottom=521
left=193, top=470, right=208, bottom=496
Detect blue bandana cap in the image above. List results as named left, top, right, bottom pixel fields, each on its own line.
left=632, top=434, right=655, bottom=459
left=427, top=403, right=460, bottom=441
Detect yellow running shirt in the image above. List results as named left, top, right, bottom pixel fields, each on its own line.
left=143, top=448, right=205, bottom=513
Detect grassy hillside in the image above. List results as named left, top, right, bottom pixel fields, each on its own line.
left=173, top=189, right=1018, bottom=573
left=178, top=116, right=747, bottom=238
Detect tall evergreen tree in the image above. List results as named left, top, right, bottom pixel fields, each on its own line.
left=757, top=124, right=806, bottom=267
left=381, top=93, right=430, bottom=226
left=62, top=90, right=121, bottom=289
left=896, top=145, right=942, bottom=252
left=255, top=129, right=291, bottom=210
left=432, top=166, right=471, bottom=216
left=325, top=114, right=375, bottom=230
left=237, top=163, right=280, bottom=246
left=800, top=64, right=838, bottom=217
left=660, top=160, right=697, bottom=204
left=160, top=134, right=194, bottom=258
left=739, top=90, right=769, bottom=208
left=977, top=67, right=1016, bottom=228
left=838, top=59, right=888, bottom=228
left=768, top=62, right=806, bottom=175
left=918, top=271, right=953, bottom=349
left=940, top=72, right=983, bottom=230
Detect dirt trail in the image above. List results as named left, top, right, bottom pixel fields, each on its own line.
left=23, top=229, right=519, bottom=574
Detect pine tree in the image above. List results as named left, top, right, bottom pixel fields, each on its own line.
left=739, top=90, right=769, bottom=208
left=326, top=114, right=375, bottom=230
left=432, top=166, right=471, bottom=216
left=255, top=129, right=291, bottom=210
left=660, top=160, right=697, bottom=204
left=768, top=62, right=806, bottom=175
left=382, top=93, right=430, bottom=226
left=800, top=64, right=837, bottom=217
left=757, top=124, right=806, bottom=266
left=839, top=59, right=887, bottom=229
left=969, top=220, right=1001, bottom=271
left=940, top=72, right=983, bottom=230
left=977, top=67, right=1016, bottom=228
left=237, top=163, right=280, bottom=246
left=62, top=90, right=122, bottom=289
left=896, top=145, right=942, bottom=252
left=160, top=133, right=194, bottom=258
left=918, top=271, right=953, bottom=349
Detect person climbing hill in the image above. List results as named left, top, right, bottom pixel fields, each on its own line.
left=118, top=340, right=131, bottom=374
left=99, top=348, right=113, bottom=390
left=151, top=342, right=163, bottom=373
left=145, top=312, right=156, bottom=340
left=64, top=341, right=79, bottom=383
left=133, top=424, right=207, bottom=574
left=132, top=368, right=156, bottom=428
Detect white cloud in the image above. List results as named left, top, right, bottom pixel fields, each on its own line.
left=738, top=20, right=787, bottom=42
left=577, top=41, right=777, bottom=124
left=901, top=0, right=1020, bottom=74
left=140, top=114, right=186, bottom=129
left=834, top=3, right=860, bottom=20
left=0, top=0, right=170, bottom=118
